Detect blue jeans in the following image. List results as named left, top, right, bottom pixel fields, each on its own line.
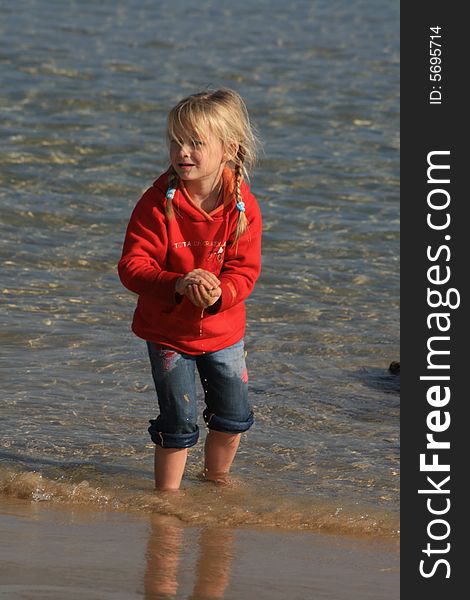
left=146, top=339, right=254, bottom=448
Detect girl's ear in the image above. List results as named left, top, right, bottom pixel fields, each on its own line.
left=223, top=142, right=238, bottom=163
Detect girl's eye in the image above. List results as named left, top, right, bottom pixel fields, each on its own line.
left=192, top=140, right=203, bottom=147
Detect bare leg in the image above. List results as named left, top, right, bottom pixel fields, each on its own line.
left=204, top=430, right=241, bottom=484
left=154, top=446, right=188, bottom=491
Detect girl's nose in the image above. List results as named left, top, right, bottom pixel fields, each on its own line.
left=178, top=142, right=191, bottom=156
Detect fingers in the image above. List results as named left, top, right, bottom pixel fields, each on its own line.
left=206, top=286, right=222, bottom=306
left=175, top=269, right=220, bottom=297
left=184, top=284, right=196, bottom=305
left=185, top=284, right=206, bottom=307
left=185, top=284, right=221, bottom=308
left=185, top=269, right=220, bottom=291
left=176, top=269, right=220, bottom=297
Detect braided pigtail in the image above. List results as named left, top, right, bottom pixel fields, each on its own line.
left=165, top=167, right=179, bottom=220
left=233, top=147, right=249, bottom=248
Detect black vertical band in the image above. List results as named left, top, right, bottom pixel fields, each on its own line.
left=401, top=3, right=466, bottom=597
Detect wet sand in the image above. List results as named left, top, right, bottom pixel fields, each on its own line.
left=0, top=497, right=399, bottom=600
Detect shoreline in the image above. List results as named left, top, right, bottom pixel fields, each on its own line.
left=0, top=465, right=399, bottom=540
left=0, top=497, right=399, bottom=600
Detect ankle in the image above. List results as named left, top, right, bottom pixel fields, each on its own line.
left=203, top=469, right=232, bottom=485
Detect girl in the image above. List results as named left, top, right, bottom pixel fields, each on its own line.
left=118, top=89, right=262, bottom=491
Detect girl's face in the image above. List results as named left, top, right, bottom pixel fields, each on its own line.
left=169, top=128, right=229, bottom=187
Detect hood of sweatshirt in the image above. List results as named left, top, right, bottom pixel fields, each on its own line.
left=153, top=166, right=237, bottom=223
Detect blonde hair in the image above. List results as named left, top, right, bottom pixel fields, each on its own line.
left=165, top=89, right=260, bottom=243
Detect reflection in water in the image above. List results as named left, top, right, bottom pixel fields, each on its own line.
left=144, top=515, right=184, bottom=598
left=191, top=528, right=234, bottom=600
left=144, top=514, right=234, bottom=600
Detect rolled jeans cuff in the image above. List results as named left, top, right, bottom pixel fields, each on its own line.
left=148, top=420, right=200, bottom=448
left=203, top=408, right=254, bottom=434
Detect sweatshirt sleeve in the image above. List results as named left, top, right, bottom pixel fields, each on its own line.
left=117, top=187, right=182, bottom=304
left=208, top=188, right=262, bottom=314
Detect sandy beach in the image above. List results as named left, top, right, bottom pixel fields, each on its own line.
left=0, top=497, right=398, bottom=600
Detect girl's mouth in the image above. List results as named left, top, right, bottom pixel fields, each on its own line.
left=179, top=163, right=194, bottom=168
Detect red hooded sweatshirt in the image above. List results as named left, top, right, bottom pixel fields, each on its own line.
left=118, top=168, right=262, bottom=355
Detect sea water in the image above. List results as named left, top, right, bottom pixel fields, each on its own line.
left=0, top=0, right=399, bottom=537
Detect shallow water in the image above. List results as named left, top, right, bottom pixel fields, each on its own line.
left=0, top=499, right=399, bottom=600
left=0, top=0, right=399, bottom=537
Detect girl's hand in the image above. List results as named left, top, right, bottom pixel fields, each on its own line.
left=185, top=284, right=222, bottom=308
left=175, top=269, right=220, bottom=296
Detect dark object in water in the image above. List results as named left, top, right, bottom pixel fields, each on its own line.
left=350, top=365, right=400, bottom=395
left=388, top=361, right=400, bottom=375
